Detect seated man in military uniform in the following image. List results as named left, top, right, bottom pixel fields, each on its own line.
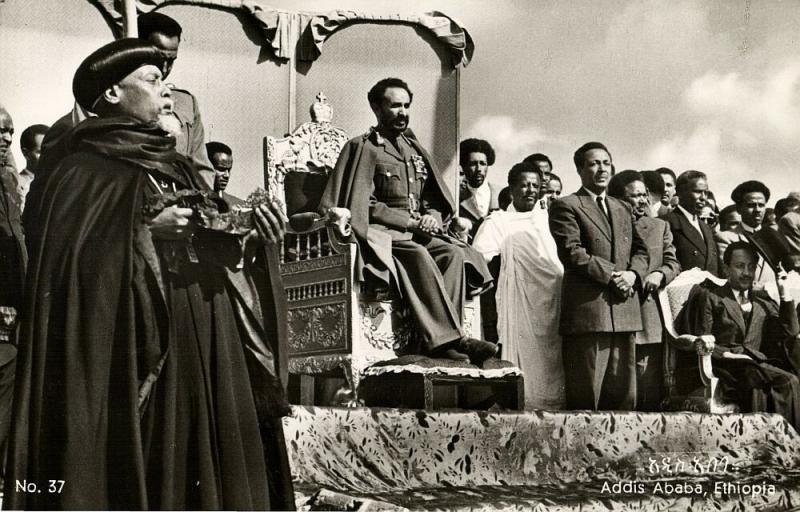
left=320, top=78, right=496, bottom=364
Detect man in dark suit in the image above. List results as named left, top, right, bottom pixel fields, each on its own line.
left=677, top=241, right=800, bottom=429
left=458, top=138, right=499, bottom=239
left=609, top=170, right=681, bottom=410
left=716, top=181, right=794, bottom=282
left=662, top=170, right=719, bottom=275
left=549, top=142, right=649, bottom=410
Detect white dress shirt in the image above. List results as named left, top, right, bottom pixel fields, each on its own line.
left=466, top=181, right=492, bottom=217
left=676, top=204, right=704, bottom=239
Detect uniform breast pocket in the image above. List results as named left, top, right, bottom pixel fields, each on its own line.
left=374, top=163, right=405, bottom=200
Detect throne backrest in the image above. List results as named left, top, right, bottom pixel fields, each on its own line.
left=658, top=268, right=725, bottom=338
left=264, top=93, right=349, bottom=216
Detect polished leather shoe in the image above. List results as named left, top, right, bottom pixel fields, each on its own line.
left=457, top=337, right=498, bottom=366
left=428, top=341, right=470, bottom=361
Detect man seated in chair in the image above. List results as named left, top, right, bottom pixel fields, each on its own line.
left=677, top=241, right=800, bottom=428
left=320, top=77, right=496, bottom=365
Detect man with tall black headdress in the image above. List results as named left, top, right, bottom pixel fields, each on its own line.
left=6, top=39, right=293, bottom=510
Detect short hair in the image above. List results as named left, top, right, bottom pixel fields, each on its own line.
left=523, top=152, right=553, bottom=170
left=498, top=186, right=512, bottom=211
left=137, top=11, right=183, bottom=40
left=72, top=38, right=166, bottom=111
left=655, top=167, right=676, bottom=181
left=719, top=204, right=739, bottom=223
left=640, top=170, right=665, bottom=196
left=547, top=172, right=562, bottom=185
left=206, top=141, right=232, bottom=158
left=459, top=138, right=495, bottom=168
left=573, top=142, right=610, bottom=170
left=723, top=240, right=758, bottom=265
left=775, top=197, right=800, bottom=219
left=731, top=180, right=771, bottom=204
left=607, top=170, right=644, bottom=199
left=367, top=78, right=413, bottom=106
left=20, top=124, right=49, bottom=151
left=675, top=170, right=707, bottom=194
left=507, top=161, right=542, bottom=187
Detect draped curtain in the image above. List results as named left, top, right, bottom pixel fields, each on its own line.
left=88, top=0, right=474, bottom=68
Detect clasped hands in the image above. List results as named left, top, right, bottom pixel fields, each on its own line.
left=610, top=270, right=637, bottom=298
left=408, top=214, right=441, bottom=235
left=148, top=202, right=287, bottom=246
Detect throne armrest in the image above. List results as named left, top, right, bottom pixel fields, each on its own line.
left=325, top=207, right=353, bottom=240
left=668, top=333, right=716, bottom=387
left=447, top=216, right=473, bottom=243
left=286, top=208, right=353, bottom=237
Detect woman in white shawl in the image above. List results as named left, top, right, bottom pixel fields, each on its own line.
left=473, top=162, right=565, bottom=409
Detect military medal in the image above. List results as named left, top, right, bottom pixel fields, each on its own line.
left=411, top=155, right=427, bottom=179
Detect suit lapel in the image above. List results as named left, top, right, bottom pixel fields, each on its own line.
left=722, top=285, right=748, bottom=336
left=578, top=191, right=612, bottom=242
left=677, top=213, right=708, bottom=253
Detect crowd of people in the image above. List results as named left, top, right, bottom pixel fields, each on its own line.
left=1, top=8, right=800, bottom=511
left=458, top=137, right=800, bottom=422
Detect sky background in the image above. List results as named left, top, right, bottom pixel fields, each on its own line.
left=252, top=0, right=800, bottom=207
left=450, top=0, right=800, bottom=208
left=4, top=0, right=800, bottom=208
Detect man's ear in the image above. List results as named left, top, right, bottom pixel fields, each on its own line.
left=102, top=84, right=121, bottom=105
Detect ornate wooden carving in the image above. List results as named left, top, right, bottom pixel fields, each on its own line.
left=287, top=302, right=348, bottom=355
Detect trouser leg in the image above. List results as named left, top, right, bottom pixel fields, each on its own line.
left=598, top=332, right=636, bottom=410
left=761, top=363, right=800, bottom=431
left=563, top=334, right=600, bottom=410
left=564, top=332, right=635, bottom=411
left=425, top=236, right=466, bottom=322
left=392, top=238, right=463, bottom=352
left=636, top=343, right=663, bottom=411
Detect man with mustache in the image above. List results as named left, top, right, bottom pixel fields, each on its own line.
left=716, top=181, right=794, bottom=283
left=663, top=170, right=719, bottom=275
left=6, top=39, right=293, bottom=510
left=608, top=170, right=680, bottom=410
left=458, top=138, right=499, bottom=239
left=549, top=142, right=649, bottom=410
left=320, top=77, right=496, bottom=364
left=678, top=241, right=800, bottom=429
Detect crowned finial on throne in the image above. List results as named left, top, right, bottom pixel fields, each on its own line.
left=310, top=92, right=333, bottom=124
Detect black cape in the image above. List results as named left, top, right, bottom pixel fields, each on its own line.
left=6, top=117, right=293, bottom=509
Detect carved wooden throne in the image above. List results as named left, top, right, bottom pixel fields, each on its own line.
left=264, top=93, right=486, bottom=406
